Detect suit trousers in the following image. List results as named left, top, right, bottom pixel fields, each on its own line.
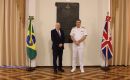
left=53, top=48, right=63, bottom=70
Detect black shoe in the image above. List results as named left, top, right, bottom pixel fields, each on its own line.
left=54, top=69, right=58, bottom=74
left=58, top=68, right=64, bottom=72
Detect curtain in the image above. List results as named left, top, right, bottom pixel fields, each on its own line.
left=110, top=0, right=130, bottom=66
left=0, top=0, right=27, bottom=66
left=127, top=0, right=130, bottom=65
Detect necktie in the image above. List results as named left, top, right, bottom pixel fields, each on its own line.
left=57, top=30, right=61, bottom=36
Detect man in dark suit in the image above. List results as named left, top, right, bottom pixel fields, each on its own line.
left=51, top=22, right=65, bottom=74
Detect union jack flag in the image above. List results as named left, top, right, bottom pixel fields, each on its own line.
left=101, top=16, right=113, bottom=60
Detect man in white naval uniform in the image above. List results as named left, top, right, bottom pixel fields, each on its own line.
left=70, top=19, right=88, bottom=73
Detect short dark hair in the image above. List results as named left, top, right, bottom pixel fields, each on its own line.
left=56, top=22, right=60, bottom=24
left=76, top=19, right=81, bottom=23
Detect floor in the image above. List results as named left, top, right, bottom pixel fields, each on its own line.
left=0, top=66, right=130, bottom=80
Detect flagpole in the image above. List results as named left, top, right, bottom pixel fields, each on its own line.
left=105, top=47, right=106, bottom=68
left=102, top=46, right=109, bottom=71
left=102, top=12, right=111, bottom=71
left=105, top=12, right=108, bottom=69
left=105, top=46, right=108, bottom=68
left=26, top=16, right=35, bottom=71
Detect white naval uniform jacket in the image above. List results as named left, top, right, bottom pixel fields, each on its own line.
left=70, top=26, right=88, bottom=47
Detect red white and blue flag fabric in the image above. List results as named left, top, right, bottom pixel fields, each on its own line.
left=101, top=16, right=113, bottom=60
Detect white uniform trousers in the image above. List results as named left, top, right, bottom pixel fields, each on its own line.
left=72, top=43, right=84, bottom=68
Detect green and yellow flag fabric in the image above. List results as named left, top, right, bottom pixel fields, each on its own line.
left=26, top=20, right=37, bottom=60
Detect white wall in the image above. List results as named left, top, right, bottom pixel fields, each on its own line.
left=27, top=0, right=110, bottom=66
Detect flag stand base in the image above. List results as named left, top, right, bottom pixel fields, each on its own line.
left=26, top=67, right=35, bottom=72
left=101, top=67, right=110, bottom=71
left=26, top=58, right=36, bottom=71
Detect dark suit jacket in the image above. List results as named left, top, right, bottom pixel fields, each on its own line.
left=51, top=29, right=65, bottom=50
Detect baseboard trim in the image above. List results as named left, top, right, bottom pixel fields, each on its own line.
left=36, top=65, right=129, bottom=68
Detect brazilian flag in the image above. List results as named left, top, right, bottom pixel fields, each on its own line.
left=26, top=20, right=37, bottom=60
